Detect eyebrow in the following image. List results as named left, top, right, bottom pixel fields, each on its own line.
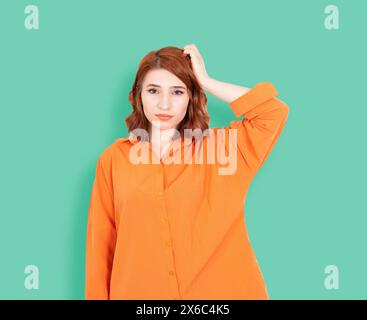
left=146, top=83, right=186, bottom=90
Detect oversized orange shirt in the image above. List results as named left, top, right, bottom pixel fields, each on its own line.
left=85, top=82, right=289, bottom=300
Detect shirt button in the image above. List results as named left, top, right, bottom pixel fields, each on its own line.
left=161, top=217, right=166, bottom=223
left=158, top=191, right=163, bottom=196
left=169, top=270, right=175, bottom=276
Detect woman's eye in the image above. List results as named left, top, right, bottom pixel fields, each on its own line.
left=147, top=89, right=184, bottom=95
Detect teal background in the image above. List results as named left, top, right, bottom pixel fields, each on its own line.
left=0, top=0, right=366, bottom=299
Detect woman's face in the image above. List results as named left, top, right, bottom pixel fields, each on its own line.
left=141, top=68, right=190, bottom=133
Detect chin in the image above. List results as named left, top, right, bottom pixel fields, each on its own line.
left=153, top=123, right=175, bottom=130
left=160, top=125, right=176, bottom=131
left=152, top=122, right=176, bottom=131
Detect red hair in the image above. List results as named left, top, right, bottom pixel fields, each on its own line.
left=125, top=46, right=210, bottom=140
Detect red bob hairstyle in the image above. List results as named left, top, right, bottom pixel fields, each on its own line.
left=125, top=46, right=210, bottom=140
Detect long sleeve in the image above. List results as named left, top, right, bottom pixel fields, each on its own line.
left=226, top=82, right=289, bottom=175
left=85, top=150, right=117, bottom=300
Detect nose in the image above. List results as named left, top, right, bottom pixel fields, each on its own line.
left=157, top=92, right=171, bottom=111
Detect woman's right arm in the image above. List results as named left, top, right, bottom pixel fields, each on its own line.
left=85, top=149, right=117, bottom=300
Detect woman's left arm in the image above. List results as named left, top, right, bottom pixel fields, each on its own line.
left=183, top=44, right=290, bottom=175
left=201, top=76, right=251, bottom=104
left=204, top=78, right=289, bottom=175
left=183, top=44, right=251, bottom=102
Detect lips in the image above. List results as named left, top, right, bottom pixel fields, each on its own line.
left=155, top=114, right=173, bottom=120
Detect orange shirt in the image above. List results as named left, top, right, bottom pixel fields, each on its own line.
left=85, top=82, right=289, bottom=300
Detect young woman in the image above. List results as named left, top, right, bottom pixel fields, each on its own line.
left=85, top=44, right=289, bottom=300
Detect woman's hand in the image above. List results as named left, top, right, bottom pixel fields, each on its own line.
left=183, top=44, right=210, bottom=88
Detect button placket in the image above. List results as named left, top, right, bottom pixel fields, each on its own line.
left=156, top=165, right=181, bottom=299
left=157, top=164, right=164, bottom=197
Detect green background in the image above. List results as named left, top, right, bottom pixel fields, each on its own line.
left=0, top=0, right=366, bottom=299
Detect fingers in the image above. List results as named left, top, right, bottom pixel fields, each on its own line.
left=183, top=44, right=197, bottom=50
left=182, top=44, right=208, bottom=83
left=183, top=44, right=199, bottom=53
left=183, top=44, right=201, bottom=60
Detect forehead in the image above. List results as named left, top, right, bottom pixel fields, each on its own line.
left=142, top=69, right=186, bottom=88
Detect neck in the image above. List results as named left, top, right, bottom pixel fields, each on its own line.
left=150, top=127, right=177, bottom=144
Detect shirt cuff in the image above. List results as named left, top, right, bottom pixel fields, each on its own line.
left=229, top=82, right=278, bottom=117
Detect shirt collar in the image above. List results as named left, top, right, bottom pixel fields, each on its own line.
left=117, top=131, right=196, bottom=156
